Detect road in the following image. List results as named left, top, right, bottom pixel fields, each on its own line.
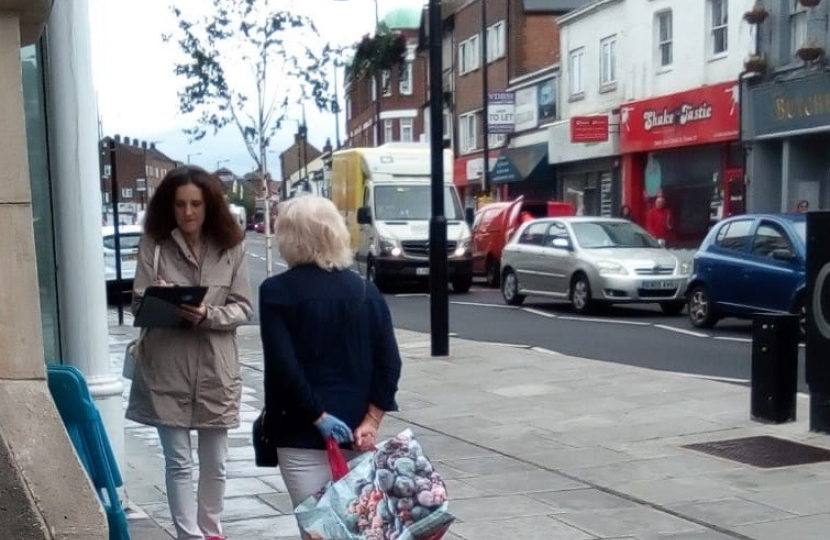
left=243, top=232, right=808, bottom=392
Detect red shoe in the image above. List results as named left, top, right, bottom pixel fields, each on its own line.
left=205, top=537, right=225, bottom=540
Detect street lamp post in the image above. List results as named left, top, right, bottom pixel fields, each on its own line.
left=216, top=158, right=230, bottom=171
left=187, top=152, right=202, bottom=164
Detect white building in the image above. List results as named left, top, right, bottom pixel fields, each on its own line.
left=550, top=0, right=755, bottom=247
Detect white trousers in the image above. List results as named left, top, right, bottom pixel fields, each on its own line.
left=277, top=447, right=361, bottom=509
left=157, top=426, right=229, bottom=540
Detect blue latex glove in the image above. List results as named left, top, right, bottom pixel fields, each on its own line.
left=315, top=413, right=354, bottom=444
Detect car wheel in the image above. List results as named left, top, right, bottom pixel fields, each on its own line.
left=452, top=275, right=473, bottom=294
left=367, top=260, right=389, bottom=293
left=660, top=300, right=686, bottom=316
left=794, top=295, right=806, bottom=341
left=485, top=257, right=500, bottom=288
left=501, top=269, right=525, bottom=306
left=571, top=274, right=594, bottom=315
left=687, top=285, right=718, bottom=329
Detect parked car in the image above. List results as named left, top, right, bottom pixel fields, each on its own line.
left=103, top=225, right=143, bottom=295
left=254, top=221, right=265, bottom=233
left=472, top=196, right=575, bottom=287
left=686, top=213, right=806, bottom=335
left=500, top=217, right=690, bottom=314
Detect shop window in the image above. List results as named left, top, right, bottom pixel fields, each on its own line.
left=655, top=11, right=673, bottom=68
left=569, top=48, right=585, bottom=97
left=600, top=36, right=617, bottom=87
left=709, top=0, right=728, bottom=56
left=21, top=42, right=61, bottom=362
left=715, top=219, right=752, bottom=251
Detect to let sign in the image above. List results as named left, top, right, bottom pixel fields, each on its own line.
left=488, top=92, right=515, bottom=134
left=570, top=116, right=609, bottom=143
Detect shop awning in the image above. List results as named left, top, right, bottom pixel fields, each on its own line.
left=490, top=143, right=548, bottom=184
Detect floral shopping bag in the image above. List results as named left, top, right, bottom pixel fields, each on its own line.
left=295, top=429, right=454, bottom=540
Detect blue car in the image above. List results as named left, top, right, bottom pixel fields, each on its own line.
left=687, top=214, right=807, bottom=334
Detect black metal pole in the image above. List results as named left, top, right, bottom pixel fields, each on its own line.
left=108, top=140, right=124, bottom=325
left=374, top=0, right=382, bottom=146
left=429, top=0, right=449, bottom=356
left=481, top=0, right=490, bottom=195
left=333, top=62, right=341, bottom=148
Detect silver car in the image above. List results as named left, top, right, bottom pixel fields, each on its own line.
left=500, top=217, right=691, bottom=314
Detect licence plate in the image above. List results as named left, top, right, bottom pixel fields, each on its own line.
left=121, top=253, right=137, bottom=262
left=416, top=267, right=430, bottom=276
left=640, top=280, right=675, bottom=290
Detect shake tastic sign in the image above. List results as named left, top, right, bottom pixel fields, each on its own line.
left=620, top=82, right=739, bottom=153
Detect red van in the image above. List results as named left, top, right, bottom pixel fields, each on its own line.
left=471, top=196, right=575, bottom=287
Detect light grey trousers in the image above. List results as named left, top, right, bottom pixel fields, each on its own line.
left=157, top=426, right=229, bottom=540
left=277, top=447, right=362, bottom=509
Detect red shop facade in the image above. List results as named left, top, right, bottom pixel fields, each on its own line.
left=620, top=81, right=745, bottom=248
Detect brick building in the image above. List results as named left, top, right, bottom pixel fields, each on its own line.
left=278, top=130, right=321, bottom=198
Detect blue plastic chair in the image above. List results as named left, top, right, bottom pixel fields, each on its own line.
left=47, top=364, right=130, bottom=540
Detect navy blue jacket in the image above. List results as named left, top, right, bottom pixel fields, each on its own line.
left=259, top=265, right=402, bottom=449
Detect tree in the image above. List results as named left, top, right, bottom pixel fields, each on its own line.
left=165, top=0, right=340, bottom=173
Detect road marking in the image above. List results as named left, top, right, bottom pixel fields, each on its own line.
left=451, top=301, right=516, bottom=309
left=531, top=346, right=565, bottom=356
left=396, top=293, right=429, bottom=298
left=679, top=373, right=750, bottom=384
left=521, top=307, right=557, bottom=318
left=275, top=261, right=288, bottom=268
left=714, top=336, right=752, bottom=344
left=558, top=316, right=650, bottom=326
left=654, top=324, right=709, bottom=338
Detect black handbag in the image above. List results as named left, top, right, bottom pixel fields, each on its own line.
left=252, top=409, right=279, bottom=467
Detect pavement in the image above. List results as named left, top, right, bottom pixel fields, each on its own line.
left=107, top=314, right=830, bottom=540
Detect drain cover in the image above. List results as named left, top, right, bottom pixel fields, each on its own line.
left=684, top=436, right=830, bottom=468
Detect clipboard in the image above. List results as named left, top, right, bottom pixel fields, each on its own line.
left=134, top=286, right=208, bottom=328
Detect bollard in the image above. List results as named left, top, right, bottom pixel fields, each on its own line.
left=751, top=313, right=799, bottom=424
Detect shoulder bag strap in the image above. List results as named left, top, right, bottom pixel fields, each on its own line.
left=152, top=244, right=160, bottom=278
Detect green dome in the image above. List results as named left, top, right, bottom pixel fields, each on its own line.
left=382, top=6, right=422, bottom=30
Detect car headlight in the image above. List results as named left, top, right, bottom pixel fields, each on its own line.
left=596, top=261, right=628, bottom=275
left=679, top=261, right=692, bottom=276
left=453, top=239, right=470, bottom=258
left=378, top=237, right=402, bottom=257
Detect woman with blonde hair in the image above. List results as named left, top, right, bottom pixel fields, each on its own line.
left=258, top=195, right=402, bottom=510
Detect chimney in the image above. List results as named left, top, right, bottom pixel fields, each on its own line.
left=150, top=142, right=156, bottom=150
left=141, top=141, right=148, bottom=149
left=114, top=134, right=121, bottom=143
left=124, top=136, right=131, bottom=145
left=134, top=139, right=140, bottom=147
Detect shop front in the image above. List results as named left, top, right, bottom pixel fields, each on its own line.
left=620, top=81, right=742, bottom=249
left=744, top=72, right=830, bottom=213
left=548, top=115, right=620, bottom=217
left=489, top=142, right=553, bottom=201
left=453, top=150, right=500, bottom=210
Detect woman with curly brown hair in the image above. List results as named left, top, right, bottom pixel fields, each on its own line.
left=127, top=165, right=252, bottom=540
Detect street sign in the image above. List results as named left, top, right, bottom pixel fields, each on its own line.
left=570, top=116, right=609, bottom=143
left=487, top=92, right=515, bottom=134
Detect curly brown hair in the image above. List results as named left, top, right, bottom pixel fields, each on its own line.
left=143, top=166, right=244, bottom=250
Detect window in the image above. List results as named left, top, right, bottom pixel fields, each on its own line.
left=443, top=110, right=452, bottom=142
left=383, top=120, right=394, bottom=143
left=715, top=219, right=752, bottom=251
left=346, top=97, right=352, bottom=120
left=399, top=62, right=413, bottom=95
left=459, top=113, right=477, bottom=152
left=371, top=75, right=377, bottom=101
left=122, top=187, right=133, bottom=199
left=752, top=223, right=795, bottom=258
left=790, top=3, right=807, bottom=57
left=400, top=119, right=414, bottom=142
left=103, top=164, right=111, bottom=177
left=382, top=70, right=392, bottom=96
left=569, top=48, right=584, bottom=96
left=656, top=11, right=673, bottom=67
left=519, top=222, right=549, bottom=246
left=458, top=34, right=480, bottom=74
left=487, top=21, right=506, bottom=62
left=600, top=36, right=617, bottom=87
left=488, top=133, right=506, bottom=148
left=103, top=192, right=110, bottom=203
left=710, top=0, right=728, bottom=55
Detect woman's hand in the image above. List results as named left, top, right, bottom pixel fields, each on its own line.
left=353, top=419, right=379, bottom=452
left=178, top=303, right=207, bottom=325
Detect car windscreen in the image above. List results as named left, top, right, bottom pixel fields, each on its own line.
left=103, top=233, right=141, bottom=250
left=571, top=221, right=661, bottom=249
left=794, top=222, right=806, bottom=244
left=374, top=185, right=464, bottom=221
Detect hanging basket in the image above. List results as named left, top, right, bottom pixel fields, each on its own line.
left=743, top=3, right=769, bottom=24
left=797, top=45, right=824, bottom=62
left=799, top=0, right=821, bottom=7
left=744, top=54, right=767, bottom=72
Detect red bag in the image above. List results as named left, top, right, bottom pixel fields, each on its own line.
left=326, top=437, right=349, bottom=481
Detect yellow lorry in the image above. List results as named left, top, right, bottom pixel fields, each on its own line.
left=331, top=143, right=473, bottom=293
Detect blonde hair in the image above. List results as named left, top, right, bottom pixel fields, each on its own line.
left=276, top=195, right=354, bottom=270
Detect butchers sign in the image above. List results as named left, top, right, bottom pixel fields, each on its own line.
left=620, top=81, right=739, bottom=153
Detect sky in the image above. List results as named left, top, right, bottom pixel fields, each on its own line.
left=88, top=0, right=424, bottom=177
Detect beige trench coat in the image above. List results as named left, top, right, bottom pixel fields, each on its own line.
left=126, top=229, right=253, bottom=429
